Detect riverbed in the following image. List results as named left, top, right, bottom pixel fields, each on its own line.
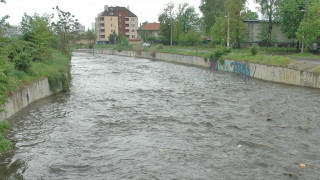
left=1, top=52, right=320, bottom=179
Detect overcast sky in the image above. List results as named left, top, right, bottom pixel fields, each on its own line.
left=0, top=0, right=258, bottom=30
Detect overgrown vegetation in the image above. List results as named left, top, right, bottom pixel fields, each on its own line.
left=0, top=121, right=12, bottom=155
left=0, top=2, right=75, bottom=156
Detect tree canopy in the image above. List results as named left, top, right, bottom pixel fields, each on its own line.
left=199, top=0, right=225, bottom=34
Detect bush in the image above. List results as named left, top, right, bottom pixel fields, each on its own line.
left=0, top=121, right=12, bottom=155
left=156, top=45, right=164, bottom=50
left=212, top=46, right=231, bottom=60
left=133, top=45, right=142, bottom=56
left=251, top=44, right=259, bottom=56
left=48, top=72, right=70, bottom=92
left=13, top=53, right=32, bottom=72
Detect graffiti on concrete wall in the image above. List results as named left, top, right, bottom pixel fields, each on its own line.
left=231, top=62, right=251, bottom=76
left=210, top=59, right=256, bottom=77
left=210, top=59, right=223, bottom=71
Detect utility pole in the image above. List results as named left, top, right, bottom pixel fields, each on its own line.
left=170, top=20, right=173, bottom=47
left=301, top=0, right=309, bottom=54
left=227, top=10, right=230, bottom=49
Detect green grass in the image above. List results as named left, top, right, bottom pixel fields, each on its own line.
left=224, top=49, right=292, bottom=66
left=287, top=53, right=320, bottom=59
left=316, top=66, right=320, bottom=74
left=8, top=50, right=70, bottom=86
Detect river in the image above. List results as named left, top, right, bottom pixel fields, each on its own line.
left=1, top=52, right=320, bottom=179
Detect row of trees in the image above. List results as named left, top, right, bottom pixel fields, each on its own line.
left=158, top=2, right=202, bottom=46
left=157, top=0, right=320, bottom=50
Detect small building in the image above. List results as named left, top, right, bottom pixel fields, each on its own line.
left=95, top=5, right=138, bottom=44
left=138, top=22, right=160, bottom=40
left=4, top=25, right=21, bottom=37
left=244, top=20, right=295, bottom=46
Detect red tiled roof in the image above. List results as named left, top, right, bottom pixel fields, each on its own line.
left=141, top=23, right=160, bottom=31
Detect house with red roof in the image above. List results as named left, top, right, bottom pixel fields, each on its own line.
left=137, top=22, right=160, bottom=41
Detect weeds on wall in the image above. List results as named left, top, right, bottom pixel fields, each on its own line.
left=48, top=72, right=70, bottom=93
left=211, top=46, right=231, bottom=65
left=0, top=121, right=12, bottom=156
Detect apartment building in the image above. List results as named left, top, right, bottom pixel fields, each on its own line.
left=95, top=5, right=138, bottom=44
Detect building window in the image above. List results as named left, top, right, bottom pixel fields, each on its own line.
left=119, top=24, right=122, bottom=28
left=132, top=35, right=135, bottom=38
left=111, top=24, right=113, bottom=27
left=111, top=17, right=112, bottom=21
left=119, top=19, right=121, bottom=22
left=131, top=18, right=135, bottom=21
left=101, top=35, right=105, bottom=38
left=100, top=23, right=104, bottom=27
left=100, top=29, right=105, bottom=32
left=131, top=24, right=135, bottom=27
left=131, top=30, right=135, bottom=32
left=100, top=17, right=104, bottom=21
left=119, top=13, right=122, bottom=16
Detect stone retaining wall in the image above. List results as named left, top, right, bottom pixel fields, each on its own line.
left=75, top=49, right=320, bottom=89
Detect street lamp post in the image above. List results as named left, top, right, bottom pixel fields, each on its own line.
left=169, top=21, right=173, bottom=47
left=301, top=0, right=309, bottom=54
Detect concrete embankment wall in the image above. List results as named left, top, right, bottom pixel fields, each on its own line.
left=0, top=78, right=57, bottom=121
left=76, top=49, right=320, bottom=89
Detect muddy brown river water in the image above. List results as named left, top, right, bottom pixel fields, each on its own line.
left=1, top=52, right=320, bottom=179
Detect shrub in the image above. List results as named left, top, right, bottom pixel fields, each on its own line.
left=0, top=121, right=12, bottom=155
left=212, top=46, right=231, bottom=60
left=13, top=53, right=32, bottom=72
left=251, top=44, right=259, bottom=56
left=133, top=45, right=142, bottom=56
left=156, top=45, right=164, bottom=50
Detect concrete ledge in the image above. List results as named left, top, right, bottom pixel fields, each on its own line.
left=74, top=49, right=320, bottom=89
left=0, top=78, right=58, bottom=121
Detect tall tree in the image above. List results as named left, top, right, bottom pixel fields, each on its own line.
left=277, top=0, right=306, bottom=40
left=242, top=9, right=259, bottom=20
left=210, top=0, right=247, bottom=47
left=176, top=3, right=199, bottom=34
left=20, top=13, right=53, bottom=49
left=51, top=6, right=79, bottom=55
left=85, top=29, right=96, bottom=44
left=0, top=0, right=9, bottom=37
left=199, top=0, right=225, bottom=34
left=255, top=0, right=279, bottom=46
left=158, top=2, right=175, bottom=45
left=296, top=0, right=320, bottom=48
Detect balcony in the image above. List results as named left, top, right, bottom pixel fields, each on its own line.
left=125, top=26, right=130, bottom=30
left=125, top=21, right=129, bottom=24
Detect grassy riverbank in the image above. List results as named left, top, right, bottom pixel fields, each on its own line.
left=0, top=50, right=70, bottom=155
left=83, top=44, right=320, bottom=73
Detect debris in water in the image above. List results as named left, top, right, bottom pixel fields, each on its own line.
left=238, top=145, right=242, bottom=148
left=299, top=164, right=306, bottom=169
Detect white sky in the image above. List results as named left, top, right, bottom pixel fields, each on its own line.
left=0, top=0, right=258, bottom=30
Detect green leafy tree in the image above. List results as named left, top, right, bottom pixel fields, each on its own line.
left=255, top=0, right=280, bottom=46
left=51, top=6, right=79, bottom=55
left=296, top=0, right=320, bottom=47
left=176, top=3, right=199, bottom=34
left=85, top=29, right=96, bottom=44
left=242, top=9, right=259, bottom=20
left=0, top=0, right=9, bottom=37
left=179, top=28, right=202, bottom=46
left=158, top=2, right=175, bottom=45
left=108, top=31, right=118, bottom=44
left=277, top=0, right=307, bottom=40
left=20, top=13, right=54, bottom=61
left=199, top=0, right=225, bottom=34
left=210, top=0, right=248, bottom=47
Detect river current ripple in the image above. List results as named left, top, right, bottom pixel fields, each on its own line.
left=1, top=53, right=320, bottom=179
